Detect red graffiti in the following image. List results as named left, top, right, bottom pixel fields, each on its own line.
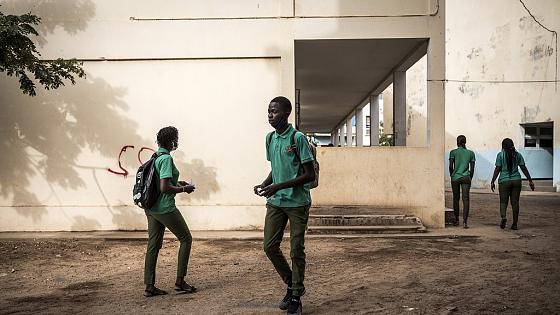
left=108, top=145, right=155, bottom=177
left=138, top=146, right=156, bottom=164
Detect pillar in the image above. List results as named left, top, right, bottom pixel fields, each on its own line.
left=394, top=71, right=407, bottom=146
left=370, top=95, right=380, bottom=146
left=333, top=128, right=339, bottom=147
left=356, top=107, right=364, bottom=147
left=346, top=116, right=353, bottom=147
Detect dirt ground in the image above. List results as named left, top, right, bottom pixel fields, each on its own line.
left=1, top=192, right=559, bottom=315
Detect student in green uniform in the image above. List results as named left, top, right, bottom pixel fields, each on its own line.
left=143, top=126, right=197, bottom=297
left=490, top=138, right=535, bottom=230
left=449, top=135, right=476, bottom=228
left=254, top=96, right=316, bottom=315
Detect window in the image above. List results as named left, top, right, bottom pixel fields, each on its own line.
left=365, top=116, right=371, bottom=136
left=522, top=123, right=553, bottom=151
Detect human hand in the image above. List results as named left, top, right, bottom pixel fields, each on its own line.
left=258, top=184, right=280, bottom=198
left=529, top=180, right=535, bottom=191
left=490, top=182, right=495, bottom=192
left=253, top=184, right=264, bottom=196
left=182, top=185, right=195, bottom=194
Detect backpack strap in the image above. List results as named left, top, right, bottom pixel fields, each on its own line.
left=290, top=131, right=301, bottom=164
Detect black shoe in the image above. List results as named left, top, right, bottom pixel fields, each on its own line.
left=511, top=224, right=518, bottom=230
left=453, top=217, right=459, bottom=226
left=279, top=288, right=293, bottom=310
left=500, top=219, right=507, bottom=229
left=287, top=297, right=302, bottom=315
left=463, top=222, right=469, bottom=229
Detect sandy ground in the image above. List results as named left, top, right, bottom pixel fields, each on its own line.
left=1, top=192, right=559, bottom=315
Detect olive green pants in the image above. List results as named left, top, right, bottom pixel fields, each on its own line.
left=144, top=208, right=192, bottom=285
left=499, top=180, right=522, bottom=225
left=263, top=203, right=310, bottom=297
left=451, top=176, right=472, bottom=222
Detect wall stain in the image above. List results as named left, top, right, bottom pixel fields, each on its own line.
left=467, top=47, right=482, bottom=59
left=522, top=105, right=541, bottom=123
left=458, top=83, right=485, bottom=99
left=529, top=44, right=554, bottom=61
left=475, top=113, right=483, bottom=123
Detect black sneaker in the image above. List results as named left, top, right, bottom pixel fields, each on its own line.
left=500, top=219, right=507, bottom=229
left=511, top=224, right=518, bottom=230
left=287, top=297, right=302, bottom=315
left=453, top=217, right=459, bottom=226
left=279, top=288, right=292, bottom=310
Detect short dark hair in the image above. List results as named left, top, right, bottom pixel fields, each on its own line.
left=457, top=135, right=466, bottom=146
left=157, top=126, right=178, bottom=147
left=270, top=96, right=292, bottom=114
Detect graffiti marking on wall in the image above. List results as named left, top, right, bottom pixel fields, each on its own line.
left=108, top=145, right=155, bottom=177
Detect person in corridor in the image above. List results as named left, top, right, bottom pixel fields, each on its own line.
left=143, top=126, right=197, bottom=297
left=490, top=138, right=535, bottom=230
left=449, top=135, right=476, bottom=228
left=254, top=96, right=316, bottom=315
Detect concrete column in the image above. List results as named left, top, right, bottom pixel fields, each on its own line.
left=393, top=71, right=407, bottom=146
left=346, top=116, right=353, bottom=147
left=333, top=128, right=339, bottom=147
left=356, top=107, right=364, bottom=147
left=370, top=95, right=380, bottom=146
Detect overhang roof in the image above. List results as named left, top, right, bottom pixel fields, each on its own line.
left=295, top=38, right=428, bottom=133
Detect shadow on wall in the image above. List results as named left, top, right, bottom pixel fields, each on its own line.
left=173, top=151, right=220, bottom=203
left=0, top=74, right=146, bottom=225
left=0, top=0, right=96, bottom=46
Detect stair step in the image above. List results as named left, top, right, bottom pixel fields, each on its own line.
left=307, top=225, right=426, bottom=235
left=309, top=214, right=421, bottom=227
left=521, top=186, right=557, bottom=192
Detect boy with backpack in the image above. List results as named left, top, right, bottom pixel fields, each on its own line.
left=254, top=96, right=317, bottom=315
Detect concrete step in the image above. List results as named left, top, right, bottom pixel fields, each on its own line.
left=522, top=180, right=556, bottom=192
left=307, top=225, right=427, bottom=234
left=308, top=214, right=422, bottom=226
left=307, top=214, right=426, bottom=235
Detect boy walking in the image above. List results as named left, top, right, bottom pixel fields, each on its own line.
left=449, top=135, right=476, bottom=228
left=254, top=96, right=316, bottom=315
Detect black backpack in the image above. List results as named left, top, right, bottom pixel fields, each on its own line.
left=266, top=131, right=320, bottom=189
left=132, top=152, right=169, bottom=209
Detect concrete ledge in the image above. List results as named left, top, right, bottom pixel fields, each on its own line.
left=0, top=230, right=484, bottom=241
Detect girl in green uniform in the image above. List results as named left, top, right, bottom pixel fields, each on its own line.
left=143, top=126, right=197, bottom=296
left=490, top=138, right=535, bottom=230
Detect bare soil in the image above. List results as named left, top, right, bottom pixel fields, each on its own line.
left=1, top=192, right=559, bottom=314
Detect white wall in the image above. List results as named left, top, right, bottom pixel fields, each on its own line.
left=444, top=0, right=560, bottom=189
left=0, top=0, right=445, bottom=230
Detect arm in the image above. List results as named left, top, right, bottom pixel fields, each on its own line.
left=520, top=165, right=535, bottom=191
left=160, top=178, right=195, bottom=194
left=490, top=166, right=501, bottom=192
left=469, top=161, right=476, bottom=179
left=259, top=162, right=315, bottom=198
left=448, top=158, right=454, bottom=176
left=254, top=172, right=273, bottom=195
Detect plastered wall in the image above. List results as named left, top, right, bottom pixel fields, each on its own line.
left=0, top=0, right=446, bottom=230
left=443, top=0, right=560, bottom=190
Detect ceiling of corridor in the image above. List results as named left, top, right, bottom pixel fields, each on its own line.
left=295, top=38, right=427, bottom=133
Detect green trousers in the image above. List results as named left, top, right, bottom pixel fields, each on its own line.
left=499, top=180, right=522, bottom=225
left=263, top=203, right=310, bottom=297
left=144, top=208, right=192, bottom=285
left=451, top=176, right=472, bottom=222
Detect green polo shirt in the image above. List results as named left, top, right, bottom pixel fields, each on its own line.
left=147, top=147, right=180, bottom=214
left=266, top=124, right=314, bottom=208
left=495, top=150, right=525, bottom=183
left=449, top=147, right=476, bottom=181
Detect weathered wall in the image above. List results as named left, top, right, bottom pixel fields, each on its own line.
left=312, top=147, right=444, bottom=227
left=0, top=0, right=445, bottom=230
left=443, top=0, right=560, bottom=190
